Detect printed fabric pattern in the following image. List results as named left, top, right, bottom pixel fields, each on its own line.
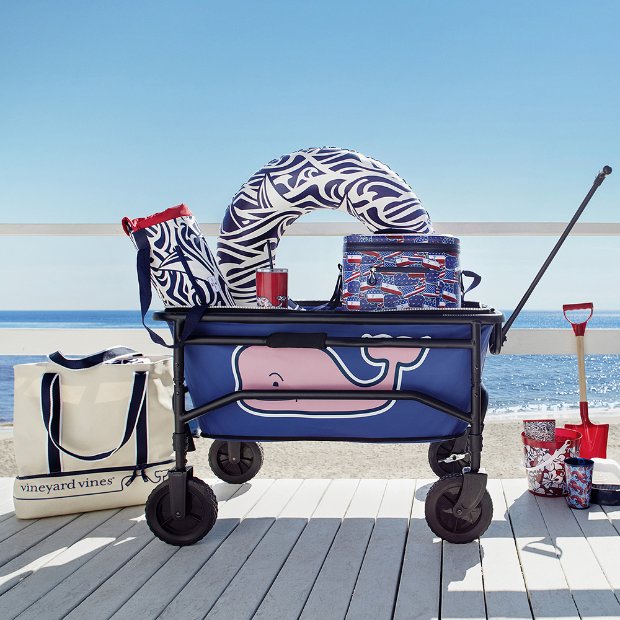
left=565, top=461, right=594, bottom=508
left=523, top=442, right=578, bottom=496
left=523, top=420, right=556, bottom=442
left=342, top=234, right=460, bottom=311
left=217, top=147, right=433, bottom=305
left=139, top=214, right=235, bottom=308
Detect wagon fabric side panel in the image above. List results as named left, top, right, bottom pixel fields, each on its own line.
left=183, top=321, right=493, bottom=442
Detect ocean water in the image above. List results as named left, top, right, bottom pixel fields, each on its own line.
left=1, top=309, right=619, bottom=423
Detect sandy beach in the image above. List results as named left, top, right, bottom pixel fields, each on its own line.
left=1, top=413, right=618, bottom=479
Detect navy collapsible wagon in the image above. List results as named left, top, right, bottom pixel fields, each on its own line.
left=145, top=304, right=503, bottom=545
left=142, top=165, right=611, bottom=547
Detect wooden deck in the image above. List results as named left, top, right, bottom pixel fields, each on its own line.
left=0, top=477, right=619, bottom=620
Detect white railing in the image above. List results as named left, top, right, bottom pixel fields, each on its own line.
left=1, top=327, right=619, bottom=356
left=1, top=221, right=619, bottom=357
left=1, top=222, right=620, bottom=237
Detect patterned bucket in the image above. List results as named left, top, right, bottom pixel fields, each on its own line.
left=522, top=428, right=582, bottom=496
left=523, top=419, right=556, bottom=442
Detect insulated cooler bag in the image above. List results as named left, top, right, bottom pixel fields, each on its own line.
left=181, top=314, right=495, bottom=441
left=342, top=233, right=477, bottom=311
left=12, top=348, right=175, bottom=519
left=123, top=204, right=235, bottom=346
left=122, top=204, right=234, bottom=309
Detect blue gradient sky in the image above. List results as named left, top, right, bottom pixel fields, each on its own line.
left=1, top=1, right=619, bottom=309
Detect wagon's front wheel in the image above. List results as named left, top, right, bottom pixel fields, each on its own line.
left=424, top=474, right=493, bottom=544
left=209, top=440, right=264, bottom=484
left=145, top=477, right=217, bottom=546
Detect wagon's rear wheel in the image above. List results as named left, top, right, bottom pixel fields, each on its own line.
left=208, top=440, right=264, bottom=484
left=427, top=386, right=489, bottom=477
left=424, top=474, right=493, bottom=544
left=428, top=437, right=471, bottom=477
left=145, top=477, right=217, bottom=546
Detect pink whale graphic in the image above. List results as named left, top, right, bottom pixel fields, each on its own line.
left=233, top=336, right=429, bottom=418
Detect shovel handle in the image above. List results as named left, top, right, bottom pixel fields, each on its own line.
left=563, top=302, right=594, bottom=313
left=563, top=302, right=593, bottom=336
left=576, top=335, right=587, bottom=402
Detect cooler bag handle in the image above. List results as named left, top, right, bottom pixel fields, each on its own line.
left=318, top=264, right=343, bottom=310
left=461, top=270, right=482, bottom=297
left=524, top=440, right=571, bottom=471
left=372, top=228, right=414, bottom=234
left=304, top=265, right=343, bottom=311
left=40, top=371, right=149, bottom=473
left=327, top=264, right=343, bottom=309
left=48, top=347, right=140, bottom=370
left=135, top=240, right=205, bottom=348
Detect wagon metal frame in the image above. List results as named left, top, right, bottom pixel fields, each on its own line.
left=149, top=304, right=503, bottom=544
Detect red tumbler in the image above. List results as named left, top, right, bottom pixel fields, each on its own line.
left=256, top=268, right=288, bottom=308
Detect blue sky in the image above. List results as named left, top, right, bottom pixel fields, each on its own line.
left=1, top=1, right=619, bottom=309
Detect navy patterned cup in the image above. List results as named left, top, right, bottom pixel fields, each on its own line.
left=564, top=457, right=594, bottom=509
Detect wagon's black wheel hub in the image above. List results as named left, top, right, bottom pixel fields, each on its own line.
left=435, top=487, right=482, bottom=530
left=436, top=442, right=470, bottom=466
left=424, top=474, right=493, bottom=543
left=145, top=478, right=218, bottom=546
left=157, top=493, right=203, bottom=535
left=216, top=443, right=254, bottom=476
left=208, top=440, right=264, bottom=484
left=428, top=437, right=471, bottom=477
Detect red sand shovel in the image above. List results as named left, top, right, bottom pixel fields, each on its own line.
left=563, top=302, right=609, bottom=459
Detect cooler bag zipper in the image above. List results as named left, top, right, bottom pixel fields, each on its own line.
left=367, top=265, right=444, bottom=286
left=346, top=241, right=459, bottom=253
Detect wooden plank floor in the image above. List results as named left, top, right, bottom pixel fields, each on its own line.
left=1, top=477, right=619, bottom=620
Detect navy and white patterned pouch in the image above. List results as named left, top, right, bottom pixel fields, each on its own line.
left=123, top=204, right=235, bottom=345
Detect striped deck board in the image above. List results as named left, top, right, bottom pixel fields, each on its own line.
left=1, top=478, right=620, bottom=619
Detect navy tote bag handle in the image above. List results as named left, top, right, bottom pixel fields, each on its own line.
left=40, top=371, right=149, bottom=473
left=48, top=346, right=140, bottom=369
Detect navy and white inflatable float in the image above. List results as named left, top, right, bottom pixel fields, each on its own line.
left=217, top=147, right=433, bottom=305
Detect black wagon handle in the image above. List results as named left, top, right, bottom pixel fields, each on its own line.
left=500, top=165, right=612, bottom=344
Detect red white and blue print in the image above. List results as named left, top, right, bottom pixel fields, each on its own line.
left=564, top=458, right=594, bottom=509
left=342, top=233, right=461, bottom=311
left=523, top=440, right=579, bottom=497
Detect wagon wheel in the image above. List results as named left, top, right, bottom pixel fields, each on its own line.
left=424, top=474, right=493, bottom=544
left=428, top=437, right=471, bottom=477
left=427, top=386, right=489, bottom=477
left=145, top=477, right=218, bottom=546
left=208, top=441, right=264, bottom=484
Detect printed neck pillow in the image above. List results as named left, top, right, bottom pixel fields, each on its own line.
left=217, top=147, right=433, bottom=305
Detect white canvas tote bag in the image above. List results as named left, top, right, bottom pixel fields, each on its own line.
left=12, top=347, right=174, bottom=519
